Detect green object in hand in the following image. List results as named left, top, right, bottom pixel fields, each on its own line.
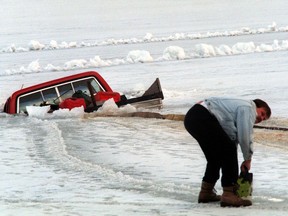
left=237, top=171, right=253, bottom=197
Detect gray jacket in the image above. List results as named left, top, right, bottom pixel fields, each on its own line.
left=204, top=97, right=257, bottom=160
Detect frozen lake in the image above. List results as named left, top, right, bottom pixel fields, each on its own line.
left=1, top=0, right=288, bottom=215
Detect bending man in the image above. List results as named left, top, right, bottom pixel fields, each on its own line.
left=184, top=97, right=271, bottom=207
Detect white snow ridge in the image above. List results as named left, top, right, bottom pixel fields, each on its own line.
left=1, top=1, right=288, bottom=215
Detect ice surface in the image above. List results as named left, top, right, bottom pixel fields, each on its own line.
left=1, top=0, right=288, bottom=215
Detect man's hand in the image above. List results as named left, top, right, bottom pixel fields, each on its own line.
left=241, top=160, right=251, bottom=172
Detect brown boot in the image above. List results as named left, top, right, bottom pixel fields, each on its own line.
left=220, top=185, right=252, bottom=207
left=198, top=181, right=221, bottom=203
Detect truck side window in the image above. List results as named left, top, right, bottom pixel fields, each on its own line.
left=19, top=92, right=44, bottom=113
left=73, top=79, right=91, bottom=96
left=90, top=79, right=103, bottom=92
left=57, top=83, right=74, bottom=103
left=42, top=88, right=58, bottom=104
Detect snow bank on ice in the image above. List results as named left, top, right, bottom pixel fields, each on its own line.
left=4, top=39, right=288, bottom=76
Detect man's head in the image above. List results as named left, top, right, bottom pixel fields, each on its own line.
left=253, top=99, right=271, bottom=123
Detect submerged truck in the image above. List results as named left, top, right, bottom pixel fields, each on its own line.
left=3, top=71, right=164, bottom=115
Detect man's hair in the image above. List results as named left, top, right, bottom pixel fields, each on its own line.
left=253, top=99, right=271, bottom=118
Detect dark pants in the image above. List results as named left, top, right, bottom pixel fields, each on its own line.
left=184, top=104, right=239, bottom=187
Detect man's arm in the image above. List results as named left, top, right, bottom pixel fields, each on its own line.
left=236, top=106, right=255, bottom=162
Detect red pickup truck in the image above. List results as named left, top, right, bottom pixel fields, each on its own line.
left=3, top=71, right=164, bottom=114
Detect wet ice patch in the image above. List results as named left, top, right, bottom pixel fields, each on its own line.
left=258, top=196, right=284, bottom=202
left=268, top=198, right=284, bottom=202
